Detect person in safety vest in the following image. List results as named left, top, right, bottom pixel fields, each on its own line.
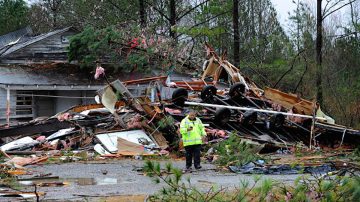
left=180, top=110, right=206, bottom=171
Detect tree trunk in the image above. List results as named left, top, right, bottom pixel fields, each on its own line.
left=250, top=0, right=255, bottom=36
left=296, top=0, right=300, bottom=51
left=53, top=12, right=57, bottom=28
left=169, top=0, right=176, bottom=39
left=139, top=0, right=146, bottom=28
left=233, top=0, right=240, bottom=67
left=350, top=1, right=358, bottom=39
left=316, top=0, right=323, bottom=106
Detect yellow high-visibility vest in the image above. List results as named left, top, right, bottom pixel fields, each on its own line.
left=180, top=116, right=206, bottom=147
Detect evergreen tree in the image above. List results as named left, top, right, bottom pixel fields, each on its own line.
left=0, top=0, right=28, bottom=35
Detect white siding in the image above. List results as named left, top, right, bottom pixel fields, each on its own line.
left=55, top=91, right=82, bottom=112
left=34, top=95, right=55, bottom=117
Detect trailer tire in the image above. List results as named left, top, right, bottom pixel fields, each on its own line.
left=229, top=83, right=246, bottom=98
left=302, top=119, right=313, bottom=129
left=270, top=113, right=285, bottom=129
left=214, top=108, right=231, bottom=125
left=200, top=85, right=217, bottom=101
left=242, top=110, right=258, bottom=125
left=172, top=88, right=188, bottom=106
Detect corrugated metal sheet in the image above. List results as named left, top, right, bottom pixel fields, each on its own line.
left=0, top=26, right=32, bottom=49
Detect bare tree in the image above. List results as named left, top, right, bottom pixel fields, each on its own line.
left=44, top=0, right=63, bottom=28
left=139, top=0, right=146, bottom=28
left=145, top=0, right=211, bottom=40
left=169, top=0, right=176, bottom=39
left=316, top=0, right=323, bottom=105
left=316, top=0, right=356, bottom=106
left=233, top=0, right=240, bottom=67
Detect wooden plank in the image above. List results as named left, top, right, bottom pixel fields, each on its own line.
left=264, top=87, right=314, bottom=115
left=182, top=80, right=194, bottom=91
left=123, top=76, right=167, bottom=85
left=149, top=130, right=168, bottom=149
left=68, top=102, right=125, bottom=113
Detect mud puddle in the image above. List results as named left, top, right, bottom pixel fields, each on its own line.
left=18, top=177, right=118, bottom=186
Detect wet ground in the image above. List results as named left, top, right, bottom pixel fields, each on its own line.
left=14, top=159, right=304, bottom=201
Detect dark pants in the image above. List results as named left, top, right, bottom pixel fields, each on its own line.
left=185, top=144, right=201, bottom=169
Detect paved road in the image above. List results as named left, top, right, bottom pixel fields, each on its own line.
left=20, top=159, right=303, bottom=201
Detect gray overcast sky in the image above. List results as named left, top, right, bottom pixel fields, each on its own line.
left=271, top=0, right=351, bottom=35
left=271, top=0, right=296, bottom=26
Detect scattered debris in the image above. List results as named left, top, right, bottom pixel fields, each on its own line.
left=228, top=163, right=335, bottom=175
left=0, top=192, right=45, bottom=199
left=0, top=44, right=359, bottom=196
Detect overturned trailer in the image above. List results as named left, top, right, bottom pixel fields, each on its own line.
left=167, top=44, right=360, bottom=149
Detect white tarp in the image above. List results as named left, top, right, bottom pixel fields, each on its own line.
left=1, top=137, right=38, bottom=151
left=96, top=130, right=155, bottom=153
left=94, top=144, right=111, bottom=155
left=46, top=128, right=75, bottom=140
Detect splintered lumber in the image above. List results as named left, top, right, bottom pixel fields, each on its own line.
left=148, top=129, right=168, bottom=149
left=184, top=101, right=327, bottom=120
left=264, top=87, right=314, bottom=115
left=138, top=97, right=163, bottom=119
left=7, top=170, right=27, bottom=175
left=97, top=80, right=168, bottom=148
left=68, top=102, right=125, bottom=113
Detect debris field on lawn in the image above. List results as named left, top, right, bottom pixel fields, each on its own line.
left=0, top=44, right=359, bottom=199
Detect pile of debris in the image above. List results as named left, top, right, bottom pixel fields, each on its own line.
left=0, top=44, right=359, bottom=170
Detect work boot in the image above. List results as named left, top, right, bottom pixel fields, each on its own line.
left=195, top=166, right=202, bottom=170
left=183, top=167, right=192, bottom=173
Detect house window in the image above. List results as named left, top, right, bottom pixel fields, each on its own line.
left=61, top=35, right=69, bottom=43
left=15, top=91, right=33, bottom=117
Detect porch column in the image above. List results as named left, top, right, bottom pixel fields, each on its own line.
left=6, top=87, right=10, bottom=127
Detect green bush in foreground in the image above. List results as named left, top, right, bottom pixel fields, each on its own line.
left=144, top=160, right=360, bottom=202
left=214, top=134, right=263, bottom=167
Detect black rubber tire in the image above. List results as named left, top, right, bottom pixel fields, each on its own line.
left=229, top=83, right=246, bottom=98
left=270, top=113, right=285, bottom=129
left=302, top=118, right=313, bottom=129
left=172, top=88, right=188, bottom=106
left=214, top=108, right=231, bottom=125
left=200, top=85, right=217, bottom=101
left=242, top=110, right=258, bottom=125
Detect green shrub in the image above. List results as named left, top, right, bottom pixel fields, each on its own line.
left=214, top=134, right=262, bottom=166
left=143, top=160, right=360, bottom=202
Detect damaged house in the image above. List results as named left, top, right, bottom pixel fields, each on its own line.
left=0, top=27, right=157, bottom=126
left=0, top=27, right=103, bottom=125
